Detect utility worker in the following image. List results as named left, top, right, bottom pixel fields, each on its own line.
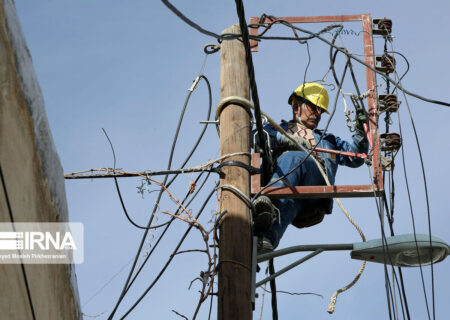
left=252, top=82, right=368, bottom=252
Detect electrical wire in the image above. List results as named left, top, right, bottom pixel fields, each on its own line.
left=123, top=171, right=211, bottom=297
left=366, top=165, right=396, bottom=320
left=269, top=259, right=278, bottom=320
left=380, top=45, right=412, bottom=320
left=396, top=79, right=432, bottom=320
left=108, top=74, right=213, bottom=319
left=119, top=184, right=218, bottom=319
left=388, top=39, right=436, bottom=319
left=160, top=3, right=450, bottom=108
left=264, top=17, right=450, bottom=108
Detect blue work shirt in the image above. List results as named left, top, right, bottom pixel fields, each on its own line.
left=254, top=120, right=369, bottom=185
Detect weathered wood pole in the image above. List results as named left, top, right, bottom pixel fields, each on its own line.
left=218, top=24, right=252, bottom=320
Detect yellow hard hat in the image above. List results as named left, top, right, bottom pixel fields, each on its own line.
left=288, top=82, right=330, bottom=114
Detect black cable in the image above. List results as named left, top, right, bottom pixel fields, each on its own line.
left=108, top=74, right=213, bottom=319
left=161, top=0, right=221, bottom=39
left=382, top=193, right=410, bottom=320
left=368, top=187, right=395, bottom=320
left=397, top=112, right=431, bottom=320
left=380, top=48, right=412, bottom=320
left=234, top=0, right=273, bottom=185
left=123, top=171, right=211, bottom=296
left=102, top=128, right=154, bottom=230
left=119, top=184, right=218, bottom=319
left=386, top=51, right=409, bottom=95
left=269, top=259, right=278, bottom=320
left=0, top=162, right=37, bottom=320
left=367, top=164, right=407, bottom=319
left=160, top=3, right=450, bottom=108
left=388, top=45, right=435, bottom=319
left=396, top=75, right=435, bottom=320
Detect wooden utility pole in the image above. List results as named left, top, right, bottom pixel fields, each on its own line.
left=218, top=24, right=252, bottom=320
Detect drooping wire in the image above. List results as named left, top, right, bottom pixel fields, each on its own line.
left=397, top=111, right=431, bottom=320
left=108, top=74, right=213, bottom=319
left=102, top=128, right=155, bottom=230
left=388, top=36, right=435, bottom=320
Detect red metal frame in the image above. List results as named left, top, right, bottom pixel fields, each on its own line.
left=249, top=14, right=383, bottom=198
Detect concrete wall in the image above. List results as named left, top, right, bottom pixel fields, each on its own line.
left=0, top=0, right=81, bottom=319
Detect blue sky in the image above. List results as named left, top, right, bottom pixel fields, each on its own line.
left=14, top=1, right=449, bottom=319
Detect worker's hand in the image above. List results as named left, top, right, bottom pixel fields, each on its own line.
left=280, top=135, right=311, bottom=151
left=355, top=108, right=368, bottom=134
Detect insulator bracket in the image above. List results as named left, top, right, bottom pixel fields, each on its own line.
left=372, top=18, right=392, bottom=35
left=376, top=54, right=396, bottom=74
left=380, top=133, right=402, bottom=152
left=378, top=94, right=400, bottom=113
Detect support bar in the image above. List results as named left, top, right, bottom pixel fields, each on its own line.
left=256, top=249, right=324, bottom=288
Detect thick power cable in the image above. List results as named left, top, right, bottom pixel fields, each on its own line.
left=0, top=163, right=37, bottom=320
left=268, top=259, right=278, bottom=320
left=234, top=0, right=273, bottom=185
left=108, top=74, right=212, bottom=319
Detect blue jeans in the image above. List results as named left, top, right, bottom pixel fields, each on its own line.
left=259, top=151, right=327, bottom=248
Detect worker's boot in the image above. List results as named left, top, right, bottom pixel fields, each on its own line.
left=257, top=236, right=274, bottom=254
left=253, top=195, right=276, bottom=232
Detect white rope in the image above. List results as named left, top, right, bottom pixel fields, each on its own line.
left=258, top=274, right=268, bottom=320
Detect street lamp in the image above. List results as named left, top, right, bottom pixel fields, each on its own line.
left=252, top=233, right=449, bottom=295
left=350, top=234, right=449, bottom=267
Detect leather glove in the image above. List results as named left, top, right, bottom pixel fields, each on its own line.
left=280, top=134, right=312, bottom=151
left=355, top=108, right=368, bottom=134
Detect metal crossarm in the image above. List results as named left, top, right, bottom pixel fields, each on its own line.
left=249, top=14, right=383, bottom=199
